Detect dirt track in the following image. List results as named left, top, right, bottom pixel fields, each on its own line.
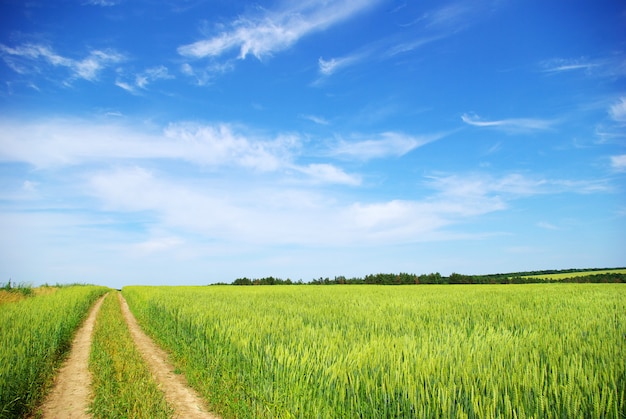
left=118, top=293, right=218, bottom=419
left=39, top=293, right=219, bottom=419
left=40, top=295, right=105, bottom=418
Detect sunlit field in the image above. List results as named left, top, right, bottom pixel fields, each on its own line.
left=522, top=269, right=626, bottom=280
left=0, top=285, right=108, bottom=417
left=123, top=284, right=626, bottom=418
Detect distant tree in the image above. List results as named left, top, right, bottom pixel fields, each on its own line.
left=232, top=277, right=253, bottom=285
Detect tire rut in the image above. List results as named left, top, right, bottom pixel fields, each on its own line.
left=117, top=293, right=219, bottom=419
left=39, top=294, right=106, bottom=419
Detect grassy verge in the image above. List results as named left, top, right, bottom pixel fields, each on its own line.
left=89, top=291, right=172, bottom=419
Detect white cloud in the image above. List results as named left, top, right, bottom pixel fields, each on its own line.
left=423, top=3, right=474, bottom=30
left=294, top=163, right=361, bottom=185
left=541, top=58, right=600, bottom=74
left=540, top=54, right=626, bottom=79
left=611, top=154, right=626, bottom=172
left=117, top=65, right=174, bottom=93
left=136, top=65, right=173, bottom=88
left=385, top=36, right=441, bottom=57
left=461, top=113, right=556, bottom=132
left=85, top=166, right=509, bottom=246
left=427, top=172, right=610, bottom=199
left=163, top=122, right=296, bottom=171
left=300, top=114, right=329, bottom=125
left=318, top=57, right=340, bottom=75
left=318, top=53, right=364, bottom=76
left=331, top=131, right=443, bottom=160
left=0, top=43, right=123, bottom=82
left=115, top=80, right=135, bottom=93
left=179, top=61, right=235, bottom=85
left=609, top=97, right=626, bottom=123
left=0, top=119, right=296, bottom=171
left=178, top=0, right=381, bottom=61
left=314, top=2, right=489, bottom=81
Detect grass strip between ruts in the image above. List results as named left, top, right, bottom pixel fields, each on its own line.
left=89, top=291, right=172, bottom=419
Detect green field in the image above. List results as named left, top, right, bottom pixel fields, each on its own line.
left=123, top=284, right=626, bottom=418
left=0, top=285, right=108, bottom=418
left=522, top=268, right=626, bottom=280
left=2, top=282, right=624, bottom=418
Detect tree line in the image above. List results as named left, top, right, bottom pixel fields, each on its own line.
left=229, top=269, right=625, bottom=286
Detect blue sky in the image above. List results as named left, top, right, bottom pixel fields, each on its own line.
left=1, top=0, right=624, bottom=288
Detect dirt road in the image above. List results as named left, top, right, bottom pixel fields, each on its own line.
left=117, top=293, right=219, bottom=419
left=38, top=293, right=220, bottom=419
left=40, top=295, right=106, bottom=418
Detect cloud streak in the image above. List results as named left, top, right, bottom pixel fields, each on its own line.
left=331, top=132, right=444, bottom=160
left=178, top=0, right=380, bottom=61
left=316, top=2, right=488, bottom=79
left=461, top=113, right=557, bottom=132
left=541, top=55, right=626, bottom=78
left=0, top=43, right=123, bottom=82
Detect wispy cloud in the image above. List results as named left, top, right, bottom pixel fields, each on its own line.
left=116, top=65, right=174, bottom=93
left=293, top=163, right=361, bottom=185
left=426, top=172, right=611, bottom=199
left=421, top=2, right=475, bottom=31
left=178, top=0, right=380, bottom=61
left=317, top=2, right=489, bottom=79
left=314, top=36, right=435, bottom=80
left=300, top=114, right=330, bottom=125
left=609, top=97, right=626, bottom=123
left=461, top=113, right=557, bottom=132
left=0, top=43, right=123, bottom=82
left=331, top=131, right=444, bottom=160
left=541, top=57, right=601, bottom=74
left=611, top=154, right=626, bottom=172
left=180, top=61, right=235, bottom=86
left=318, top=53, right=365, bottom=76
left=540, top=54, right=626, bottom=79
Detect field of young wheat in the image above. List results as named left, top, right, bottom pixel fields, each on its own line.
left=123, top=284, right=626, bottom=418
left=0, top=285, right=108, bottom=418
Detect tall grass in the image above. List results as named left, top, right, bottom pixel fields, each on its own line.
left=0, top=285, right=108, bottom=418
left=89, top=292, right=172, bottom=419
left=124, top=284, right=626, bottom=418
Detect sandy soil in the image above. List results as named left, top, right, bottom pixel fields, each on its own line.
left=117, top=293, right=220, bottom=419
left=39, top=295, right=106, bottom=419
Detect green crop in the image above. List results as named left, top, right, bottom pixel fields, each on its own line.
left=0, top=285, right=108, bottom=418
left=522, top=269, right=626, bottom=280
left=123, top=284, right=626, bottom=418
